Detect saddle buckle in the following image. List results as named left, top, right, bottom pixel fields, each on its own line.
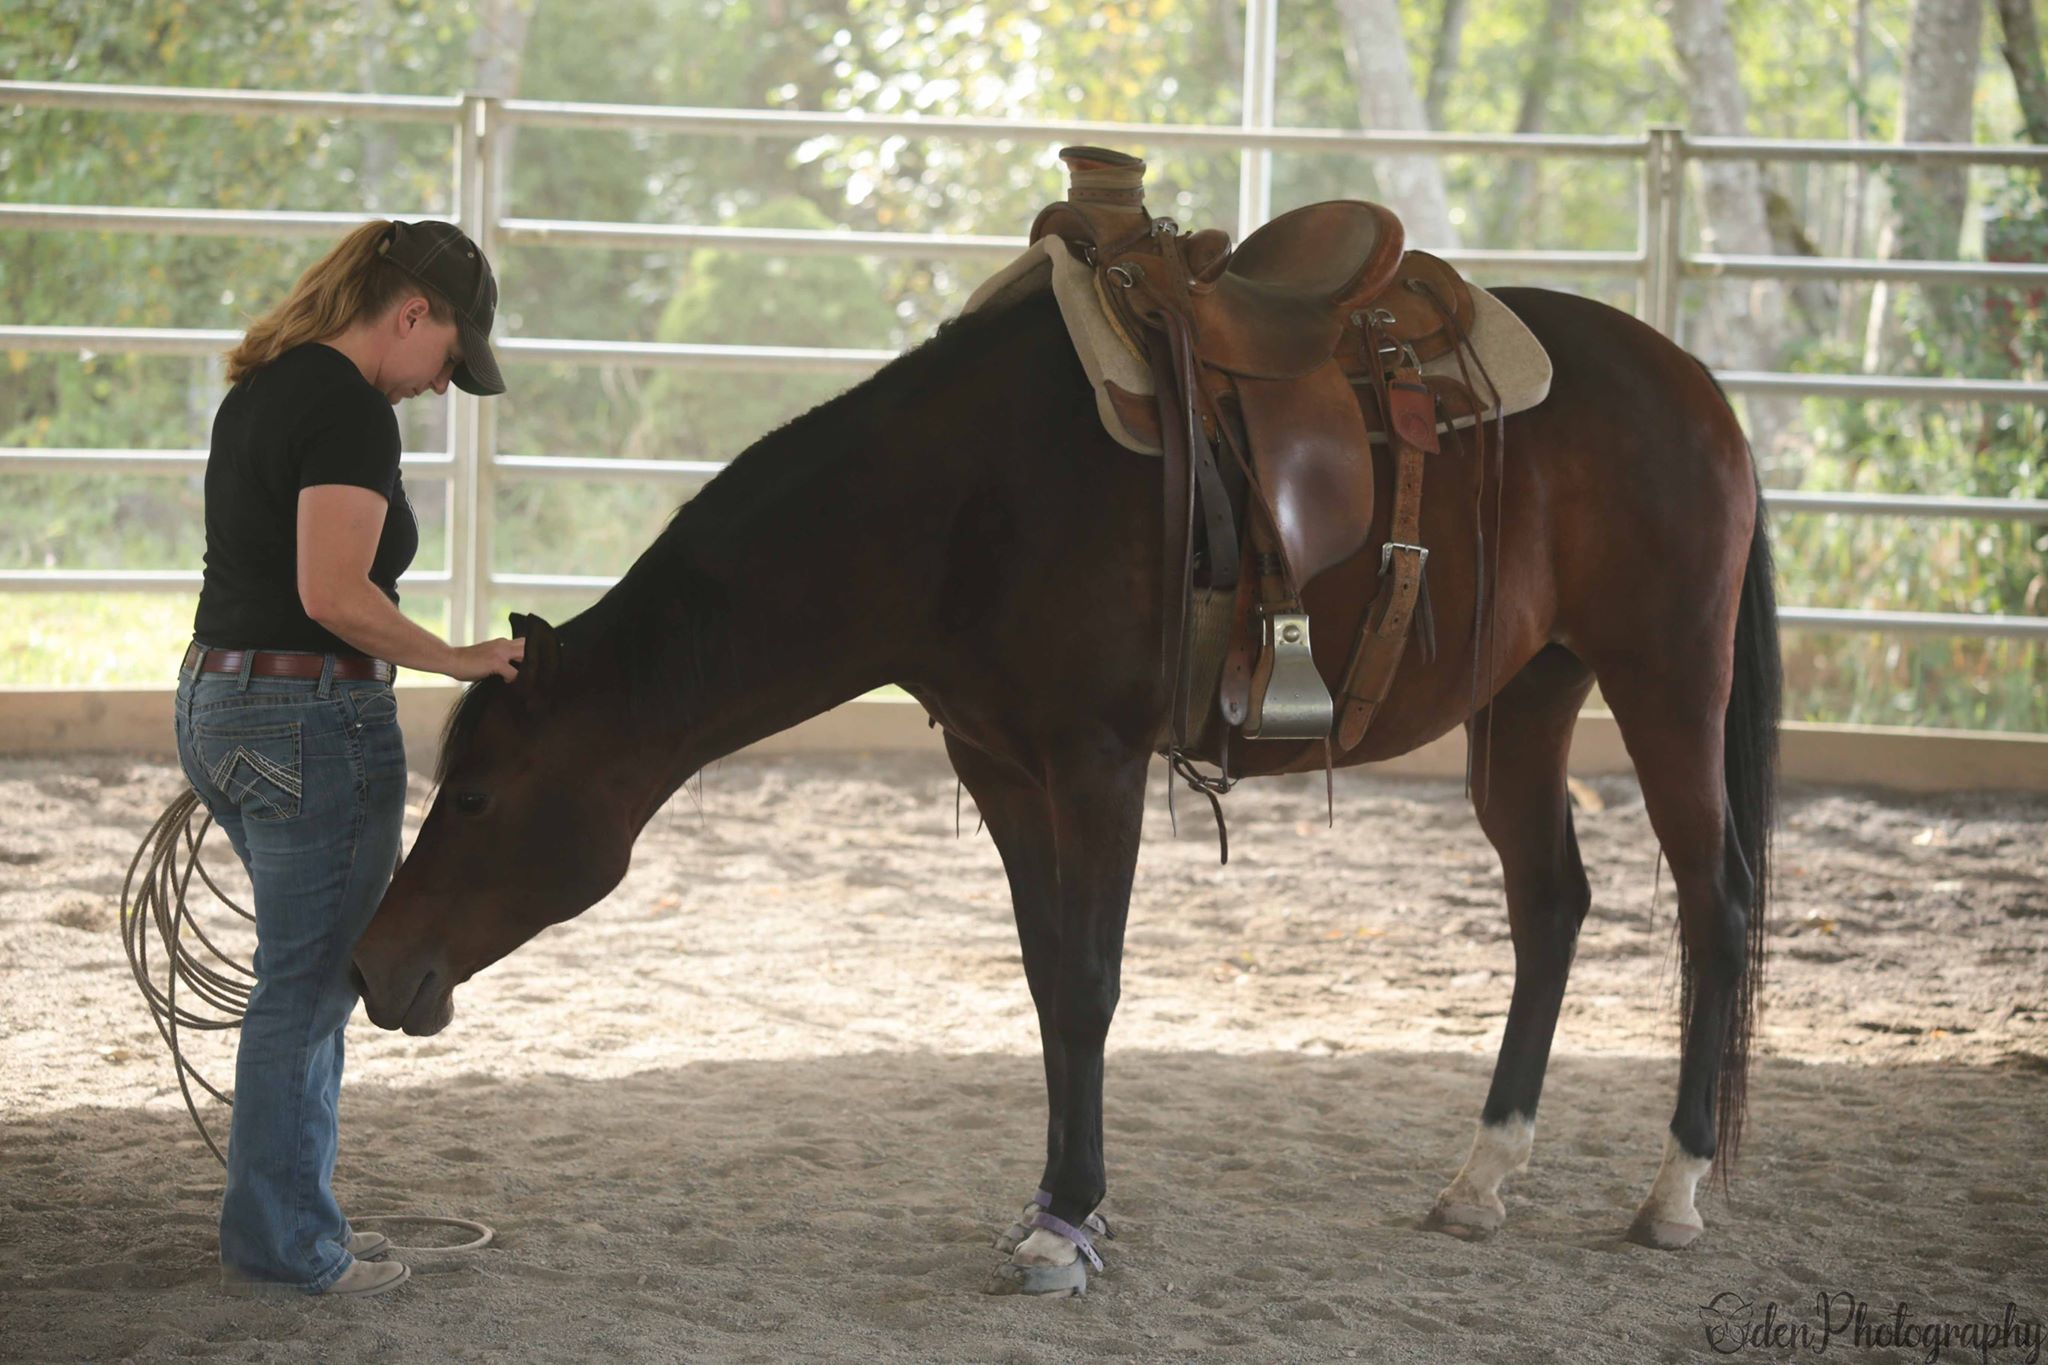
left=1379, top=542, right=1429, bottom=575
left=1243, top=611, right=1334, bottom=740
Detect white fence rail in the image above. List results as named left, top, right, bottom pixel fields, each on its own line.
left=4, top=76, right=2046, bottom=650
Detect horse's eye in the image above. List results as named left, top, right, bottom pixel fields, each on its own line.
left=453, top=792, right=489, bottom=816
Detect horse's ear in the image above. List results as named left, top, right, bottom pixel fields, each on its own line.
left=507, top=612, right=561, bottom=702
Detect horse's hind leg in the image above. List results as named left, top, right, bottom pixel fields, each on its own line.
left=1594, top=654, right=1753, bottom=1250
left=1425, top=644, right=1595, bottom=1239
left=942, top=735, right=1079, bottom=1251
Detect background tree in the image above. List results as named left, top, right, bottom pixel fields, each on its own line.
left=1863, top=0, right=1984, bottom=364
left=1992, top=0, right=2048, bottom=147
left=1331, top=0, right=1459, bottom=247
left=1, top=0, right=2040, bottom=727
left=1660, top=0, right=1793, bottom=459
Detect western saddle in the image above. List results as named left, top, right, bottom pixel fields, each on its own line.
left=1026, top=146, right=1488, bottom=792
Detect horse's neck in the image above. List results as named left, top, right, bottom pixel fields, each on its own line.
left=628, top=419, right=960, bottom=805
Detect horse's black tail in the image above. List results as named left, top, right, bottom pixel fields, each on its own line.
left=1701, top=463, right=1783, bottom=1180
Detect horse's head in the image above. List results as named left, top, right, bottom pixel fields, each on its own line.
left=351, top=613, right=639, bottom=1035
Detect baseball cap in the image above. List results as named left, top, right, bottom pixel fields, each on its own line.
left=376, top=220, right=505, bottom=396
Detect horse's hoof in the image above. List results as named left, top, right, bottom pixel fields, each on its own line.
left=986, top=1257, right=1089, bottom=1297
left=1423, top=1199, right=1504, bottom=1241
left=1625, top=1212, right=1703, bottom=1250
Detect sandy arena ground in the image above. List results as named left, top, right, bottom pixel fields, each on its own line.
left=1, top=749, right=2044, bottom=1363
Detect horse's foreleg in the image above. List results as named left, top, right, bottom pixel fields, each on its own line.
left=1598, top=658, right=1752, bottom=1251
left=941, top=735, right=1079, bottom=1252
left=988, top=735, right=1148, bottom=1296
left=1427, top=645, right=1595, bottom=1239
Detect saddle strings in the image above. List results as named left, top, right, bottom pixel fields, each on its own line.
left=1410, top=276, right=1510, bottom=815
left=1131, top=218, right=1276, bottom=866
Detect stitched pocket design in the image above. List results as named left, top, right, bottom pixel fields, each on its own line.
left=352, top=687, right=398, bottom=728
left=197, top=722, right=304, bottom=822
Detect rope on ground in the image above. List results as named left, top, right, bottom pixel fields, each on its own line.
left=119, top=786, right=250, bottom=1166
left=119, top=786, right=493, bottom=1254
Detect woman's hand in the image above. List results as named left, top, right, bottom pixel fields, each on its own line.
left=448, top=636, right=525, bottom=682
left=300, top=486, right=530, bottom=681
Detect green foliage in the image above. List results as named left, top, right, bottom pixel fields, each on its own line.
left=1, top=0, right=2041, bottom=728
left=1774, top=165, right=2048, bottom=731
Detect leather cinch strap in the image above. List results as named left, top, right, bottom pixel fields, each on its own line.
left=183, top=643, right=395, bottom=683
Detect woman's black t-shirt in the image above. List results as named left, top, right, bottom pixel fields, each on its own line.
left=192, top=342, right=418, bottom=655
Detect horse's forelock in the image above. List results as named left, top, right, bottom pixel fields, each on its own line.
left=434, top=674, right=507, bottom=788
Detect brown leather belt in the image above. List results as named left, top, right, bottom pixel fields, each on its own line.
left=183, top=642, right=395, bottom=683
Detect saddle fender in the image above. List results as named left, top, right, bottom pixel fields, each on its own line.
left=1230, top=363, right=1378, bottom=587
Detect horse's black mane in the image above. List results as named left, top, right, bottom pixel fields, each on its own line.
left=433, top=290, right=1057, bottom=787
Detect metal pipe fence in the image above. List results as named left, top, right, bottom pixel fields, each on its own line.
left=4, top=77, right=2045, bottom=656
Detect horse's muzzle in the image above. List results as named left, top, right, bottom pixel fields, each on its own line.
left=351, top=955, right=456, bottom=1036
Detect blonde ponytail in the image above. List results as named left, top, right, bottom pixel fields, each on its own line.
left=223, top=220, right=456, bottom=384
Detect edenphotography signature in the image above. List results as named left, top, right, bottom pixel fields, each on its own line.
left=1699, top=1292, right=2042, bottom=1363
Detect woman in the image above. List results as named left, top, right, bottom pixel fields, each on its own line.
left=175, top=219, right=523, bottom=1297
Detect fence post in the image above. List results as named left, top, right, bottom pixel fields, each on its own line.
left=1236, top=0, right=1277, bottom=236
left=449, top=93, right=498, bottom=647
left=1640, top=124, right=1687, bottom=337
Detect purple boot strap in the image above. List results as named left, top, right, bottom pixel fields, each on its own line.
left=1027, top=1190, right=1108, bottom=1238
left=1025, top=1209, right=1104, bottom=1272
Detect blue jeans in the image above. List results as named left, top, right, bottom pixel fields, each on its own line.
left=173, top=649, right=407, bottom=1292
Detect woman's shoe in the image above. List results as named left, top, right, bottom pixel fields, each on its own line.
left=320, top=1257, right=409, bottom=1297
left=221, top=1257, right=409, bottom=1298
left=346, top=1230, right=390, bottom=1260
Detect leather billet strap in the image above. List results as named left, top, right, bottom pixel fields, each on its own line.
left=1217, top=525, right=1260, bottom=729
left=1334, top=363, right=1434, bottom=751
left=183, top=642, right=395, bottom=683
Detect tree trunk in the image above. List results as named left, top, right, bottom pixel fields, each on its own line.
left=470, top=0, right=539, bottom=98
left=471, top=0, right=541, bottom=214
left=1993, top=0, right=2048, bottom=145
left=356, top=21, right=399, bottom=210
left=1864, top=0, right=1985, bottom=367
left=1891, top=0, right=1985, bottom=262
left=1484, top=0, right=1576, bottom=247
left=1662, top=0, right=1790, bottom=458
left=1423, top=0, right=1470, bottom=131
left=1331, top=0, right=1459, bottom=249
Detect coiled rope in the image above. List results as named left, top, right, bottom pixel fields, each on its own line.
left=119, top=786, right=492, bottom=1254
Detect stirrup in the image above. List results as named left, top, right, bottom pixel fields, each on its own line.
left=1244, top=611, right=1334, bottom=740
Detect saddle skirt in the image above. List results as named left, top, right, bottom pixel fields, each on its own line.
left=961, top=233, right=1555, bottom=457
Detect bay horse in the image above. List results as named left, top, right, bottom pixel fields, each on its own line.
left=350, top=282, right=1779, bottom=1293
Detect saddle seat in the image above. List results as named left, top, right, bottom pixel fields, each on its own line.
left=1188, top=199, right=1408, bottom=381
left=1032, top=160, right=1415, bottom=385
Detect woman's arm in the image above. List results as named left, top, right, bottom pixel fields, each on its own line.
left=297, top=484, right=523, bottom=681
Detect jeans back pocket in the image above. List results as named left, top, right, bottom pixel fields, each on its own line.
left=348, top=685, right=398, bottom=730
left=194, top=720, right=304, bottom=822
